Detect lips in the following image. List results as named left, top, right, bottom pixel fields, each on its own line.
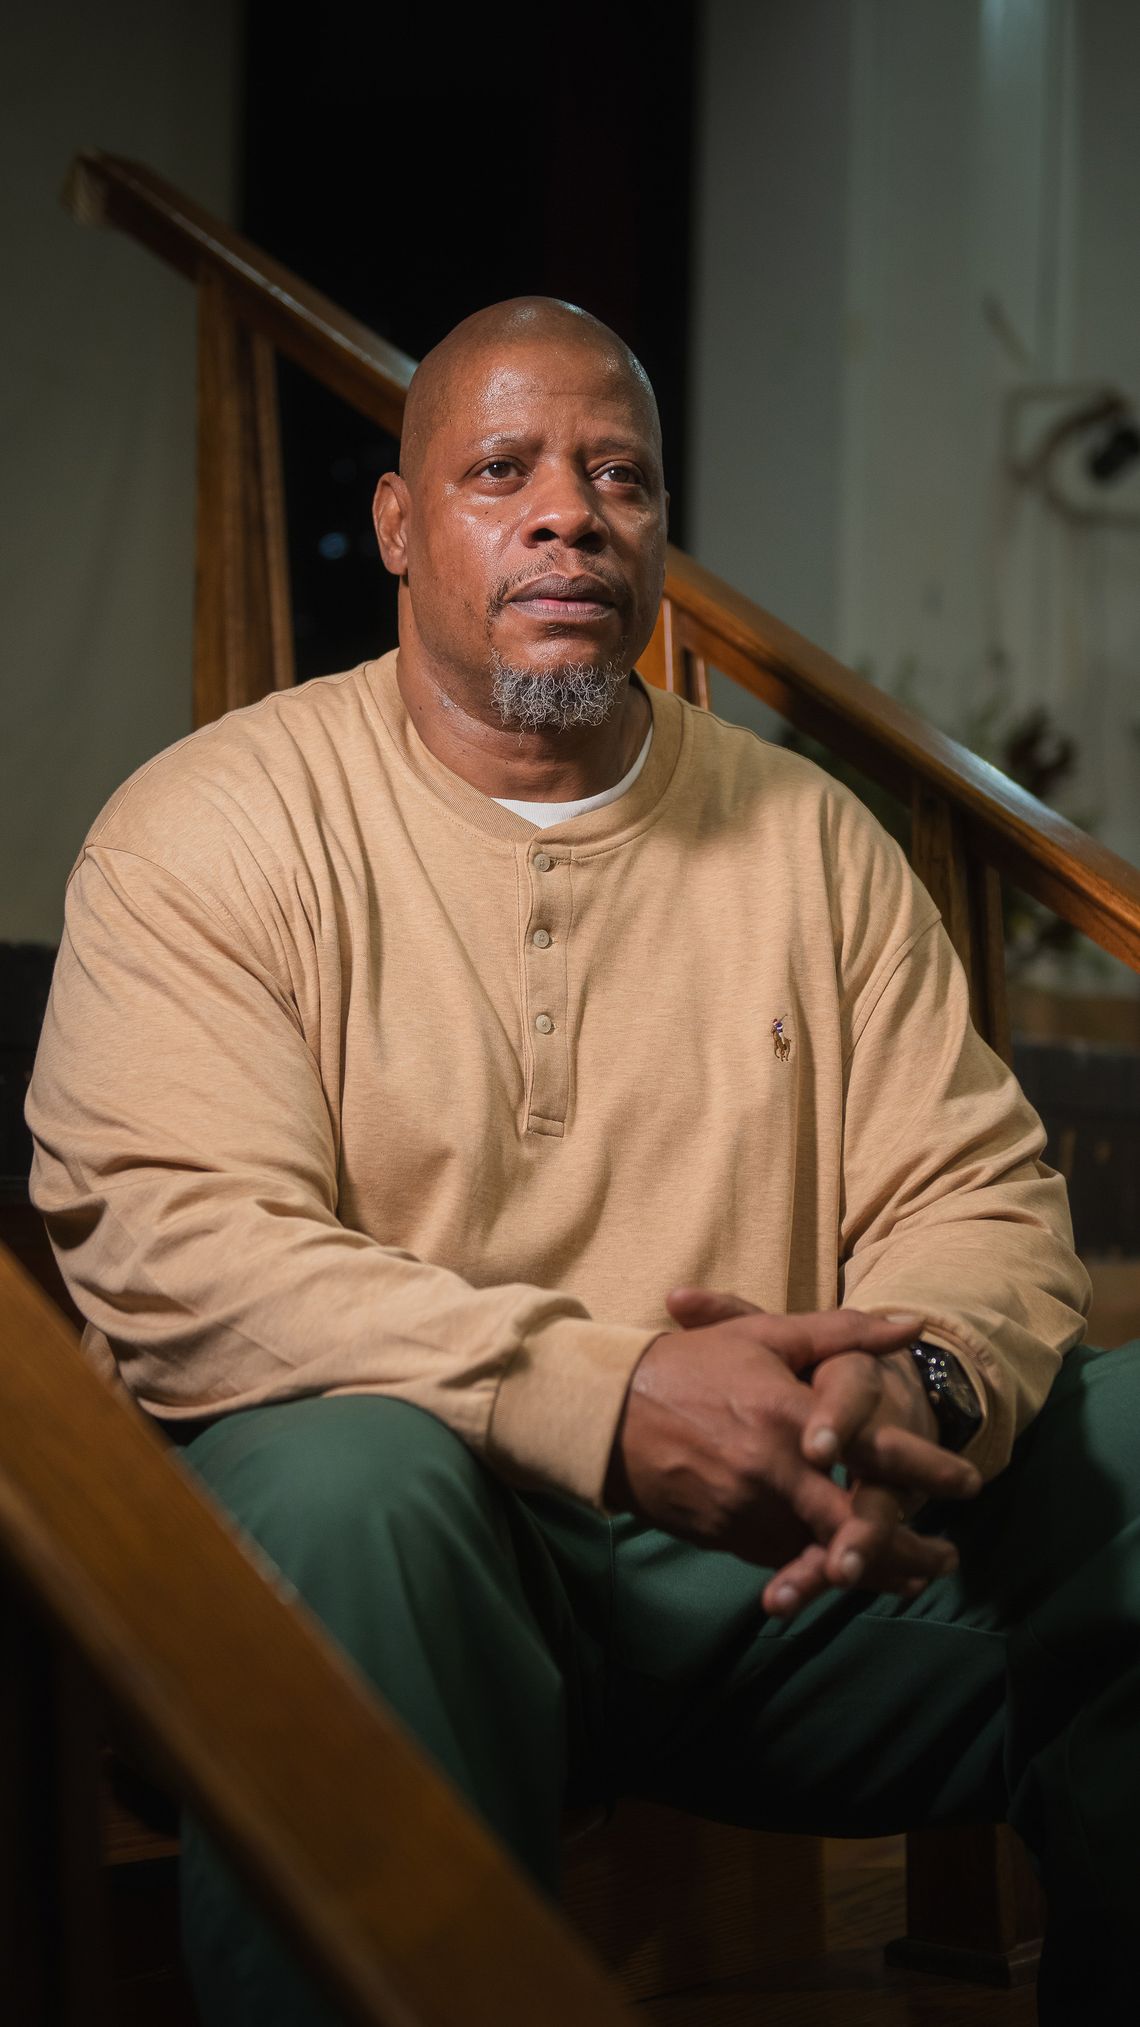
left=507, top=573, right=618, bottom=616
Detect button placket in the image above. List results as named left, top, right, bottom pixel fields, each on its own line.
left=523, top=849, right=570, bottom=1134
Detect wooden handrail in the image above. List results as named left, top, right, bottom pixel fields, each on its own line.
left=641, top=551, right=1140, bottom=972
left=0, top=1246, right=631, bottom=2027
left=62, top=150, right=1140, bottom=980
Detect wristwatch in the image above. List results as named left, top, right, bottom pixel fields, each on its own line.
left=907, top=1341, right=983, bottom=1453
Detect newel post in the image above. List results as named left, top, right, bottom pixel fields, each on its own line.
left=194, top=267, right=296, bottom=728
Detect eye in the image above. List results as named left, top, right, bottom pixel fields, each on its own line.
left=597, top=462, right=643, bottom=486
left=477, top=459, right=518, bottom=480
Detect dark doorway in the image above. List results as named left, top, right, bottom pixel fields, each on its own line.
left=241, top=2, right=698, bottom=680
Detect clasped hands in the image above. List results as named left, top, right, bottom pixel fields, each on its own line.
left=603, top=1288, right=983, bottom=1621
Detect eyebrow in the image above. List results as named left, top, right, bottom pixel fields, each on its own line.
left=471, top=431, right=651, bottom=456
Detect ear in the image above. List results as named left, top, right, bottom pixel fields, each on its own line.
left=664, top=487, right=671, bottom=534
left=373, top=473, right=410, bottom=577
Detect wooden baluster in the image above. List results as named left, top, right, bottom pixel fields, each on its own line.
left=637, top=603, right=668, bottom=693
left=910, top=784, right=1012, bottom=1066
left=687, top=651, right=711, bottom=710
left=891, top=784, right=1041, bottom=1986
left=194, top=268, right=296, bottom=729
left=659, top=598, right=686, bottom=697
left=638, top=601, right=708, bottom=706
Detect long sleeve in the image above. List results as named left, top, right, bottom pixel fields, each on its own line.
left=838, top=907, right=1091, bottom=1480
left=26, top=658, right=1093, bottom=1508
left=25, top=844, right=655, bottom=1506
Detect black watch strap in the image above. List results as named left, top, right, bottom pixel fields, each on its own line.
left=908, top=1340, right=983, bottom=1454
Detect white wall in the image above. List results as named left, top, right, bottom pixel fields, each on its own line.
left=1062, top=0, right=1140, bottom=878
left=692, top=0, right=1140, bottom=888
left=689, top=0, right=853, bottom=743
left=0, top=2, right=240, bottom=943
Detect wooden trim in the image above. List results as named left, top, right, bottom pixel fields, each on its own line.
left=0, top=1248, right=631, bottom=2027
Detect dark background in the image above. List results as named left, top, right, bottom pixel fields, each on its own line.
left=242, top=1, right=698, bottom=681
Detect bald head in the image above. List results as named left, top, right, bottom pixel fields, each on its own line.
left=399, top=296, right=661, bottom=488
left=373, top=292, right=668, bottom=735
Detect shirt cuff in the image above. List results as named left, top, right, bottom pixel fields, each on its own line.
left=486, top=1315, right=659, bottom=1507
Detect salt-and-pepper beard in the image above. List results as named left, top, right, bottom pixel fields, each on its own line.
left=488, top=649, right=631, bottom=732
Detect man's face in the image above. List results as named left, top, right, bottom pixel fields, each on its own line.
left=377, top=336, right=668, bottom=705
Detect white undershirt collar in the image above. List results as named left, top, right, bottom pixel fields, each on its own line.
left=491, top=718, right=654, bottom=829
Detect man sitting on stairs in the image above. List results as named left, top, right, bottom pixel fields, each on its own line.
left=26, top=297, right=1137, bottom=2025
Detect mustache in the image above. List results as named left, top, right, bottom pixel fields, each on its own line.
left=489, top=566, right=628, bottom=615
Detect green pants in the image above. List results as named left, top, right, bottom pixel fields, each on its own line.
left=177, top=1341, right=1140, bottom=2024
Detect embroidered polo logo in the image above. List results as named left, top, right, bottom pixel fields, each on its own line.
left=771, top=1017, right=792, bottom=1062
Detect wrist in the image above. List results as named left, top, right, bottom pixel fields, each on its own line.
left=905, top=1341, right=985, bottom=1454
left=603, top=1332, right=666, bottom=1511
left=882, top=1346, right=940, bottom=1443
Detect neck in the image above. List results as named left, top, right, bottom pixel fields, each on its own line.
left=394, top=641, right=651, bottom=803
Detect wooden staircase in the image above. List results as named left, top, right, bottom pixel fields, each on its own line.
left=2, top=149, right=1139, bottom=2022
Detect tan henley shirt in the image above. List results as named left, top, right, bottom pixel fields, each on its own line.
left=26, top=649, right=1091, bottom=1502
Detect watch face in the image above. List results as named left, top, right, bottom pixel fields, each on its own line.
left=910, top=1343, right=983, bottom=1452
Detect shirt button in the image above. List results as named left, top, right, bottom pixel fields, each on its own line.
left=533, top=852, right=554, bottom=872
left=532, top=928, right=552, bottom=949
left=534, top=1013, right=554, bottom=1035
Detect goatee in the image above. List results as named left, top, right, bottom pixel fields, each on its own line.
left=488, top=651, right=629, bottom=732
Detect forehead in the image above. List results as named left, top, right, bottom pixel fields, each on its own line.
left=442, top=339, right=655, bottom=446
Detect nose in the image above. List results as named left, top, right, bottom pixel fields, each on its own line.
left=521, top=460, right=606, bottom=551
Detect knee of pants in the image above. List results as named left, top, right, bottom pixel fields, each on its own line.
left=1037, top=1338, right=1140, bottom=1489
left=998, top=1338, right=1140, bottom=1593
left=181, top=1394, right=508, bottom=1603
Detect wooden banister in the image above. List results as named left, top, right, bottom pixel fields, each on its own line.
left=194, top=268, right=296, bottom=723
left=640, top=553, right=1140, bottom=975
left=0, top=1247, right=631, bottom=2027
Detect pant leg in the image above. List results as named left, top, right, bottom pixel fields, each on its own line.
left=175, top=1395, right=612, bottom=2027
left=605, top=1342, right=1140, bottom=2022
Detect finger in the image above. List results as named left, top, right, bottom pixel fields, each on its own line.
left=665, top=1287, right=764, bottom=1329
left=823, top=1484, right=959, bottom=1592
left=801, top=1354, right=882, bottom=1465
left=746, top=1308, right=926, bottom=1375
left=763, top=1543, right=830, bottom=1620
left=844, top=1421, right=983, bottom=1503
left=765, top=1492, right=945, bottom=1616
left=783, top=1454, right=856, bottom=1546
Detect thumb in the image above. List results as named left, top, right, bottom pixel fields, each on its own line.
left=666, top=1286, right=766, bottom=1330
